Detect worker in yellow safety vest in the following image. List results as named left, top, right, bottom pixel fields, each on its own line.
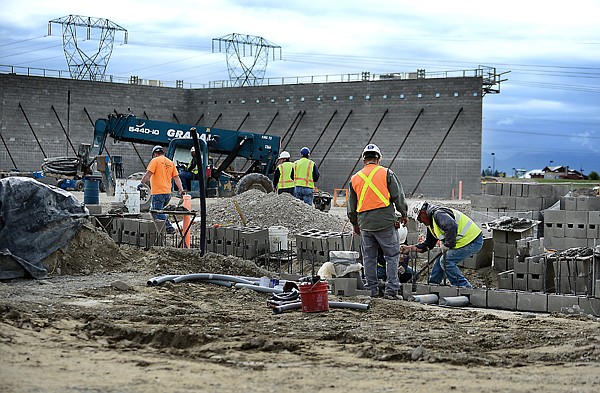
left=293, top=147, right=320, bottom=205
left=347, top=143, right=408, bottom=300
left=179, top=146, right=199, bottom=191
left=401, top=201, right=483, bottom=288
left=273, top=151, right=295, bottom=196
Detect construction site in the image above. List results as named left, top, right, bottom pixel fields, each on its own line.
left=1, top=20, right=600, bottom=393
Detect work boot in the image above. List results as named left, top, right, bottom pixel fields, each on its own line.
left=383, top=292, right=403, bottom=301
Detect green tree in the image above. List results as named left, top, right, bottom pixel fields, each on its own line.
left=589, top=171, right=599, bottom=180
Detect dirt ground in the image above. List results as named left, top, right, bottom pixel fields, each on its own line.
left=1, top=192, right=600, bottom=392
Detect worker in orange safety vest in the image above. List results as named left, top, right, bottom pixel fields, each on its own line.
left=347, top=143, right=408, bottom=300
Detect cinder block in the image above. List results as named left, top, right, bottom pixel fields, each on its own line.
left=511, top=183, right=523, bottom=197
left=487, top=289, right=517, bottom=311
left=514, top=256, right=528, bottom=274
left=328, top=278, right=369, bottom=297
left=517, top=291, right=548, bottom=313
left=494, top=242, right=517, bottom=259
left=497, top=270, right=513, bottom=290
left=576, top=197, right=590, bottom=211
left=565, top=223, right=587, bottom=239
left=587, top=224, right=599, bottom=239
left=515, top=197, right=543, bottom=211
left=86, top=204, right=103, bottom=215
left=527, top=255, right=544, bottom=275
left=578, top=297, right=600, bottom=317
left=527, top=273, right=545, bottom=292
left=402, top=282, right=429, bottom=299
left=560, top=197, right=577, bottom=211
left=547, top=294, right=580, bottom=313
left=458, top=287, right=488, bottom=308
left=507, top=229, right=533, bottom=243
left=493, top=256, right=508, bottom=272
left=514, top=273, right=528, bottom=291
left=428, top=284, right=459, bottom=297
left=459, top=237, right=493, bottom=269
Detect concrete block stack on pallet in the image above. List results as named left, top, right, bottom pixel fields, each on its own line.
left=295, top=229, right=354, bottom=263
left=543, top=196, right=600, bottom=251
left=490, top=219, right=536, bottom=272
left=205, top=225, right=270, bottom=260
left=90, top=216, right=164, bottom=249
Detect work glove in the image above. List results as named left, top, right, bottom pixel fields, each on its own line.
left=179, top=190, right=186, bottom=198
left=137, top=182, right=144, bottom=191
left=398, top=265, right=406, bottom=275
left=440, top=243, right=450, bottom=252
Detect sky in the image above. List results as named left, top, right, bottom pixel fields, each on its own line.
left=1, top=0, right=599, bottom=176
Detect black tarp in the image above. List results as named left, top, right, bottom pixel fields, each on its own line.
left=0, top=177, right=88, bottom=279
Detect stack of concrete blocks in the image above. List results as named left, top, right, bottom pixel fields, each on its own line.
left=115, top=218, right=163, bottom=248
left=492, top=226, right=534, bottom=272
left=505, top=237, right=553, bottom=293
left=549, top=253, right=595, bottom=296
left=543, top=196, right=600, bottom=251
left=471, top=183, right=569, bottom=220
left=296, top=229, right=353, bottom=263
left=205, top=225, right=268, bottom=259
left=327, top=251, right=370, bottom=297
left=405, top=218, right=419, bottom=245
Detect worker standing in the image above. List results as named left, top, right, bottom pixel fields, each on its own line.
left=273, top=151, right=295, bottom=196
left=293, top=147, right=320, bottom=205
left=347, top=144, right=408, bottom=300
left=179, top=147, right=199, bottom=191
left=401, top=201, right=483, bottom=288
left=138, top=145, right=185, bottom=235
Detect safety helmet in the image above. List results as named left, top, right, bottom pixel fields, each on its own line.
left=362, top=144, right=382, bottom=159
left=408, top=201, right=426, bottom=221
left=300, top=147, right=310, bottom=156
left=152, top=145, right=164, bottom=154
left=190, top=146, right=195, bottom=153
left=278, top=151, right=290, bottom=159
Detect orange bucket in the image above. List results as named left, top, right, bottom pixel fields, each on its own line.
left=299, top=281, right=329, bottom=313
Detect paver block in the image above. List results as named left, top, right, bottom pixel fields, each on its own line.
left=517, top=291, right=548, bottom=313
left=487, top=289, right=517, bottom=311
left=458, top=287, right=488, bottom=308
left=547, top=294, right=580, bottom=313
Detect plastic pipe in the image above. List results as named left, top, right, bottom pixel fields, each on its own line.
left=439, top=295, right=470, bottom=307
left=272, top=302, right=302, bottom=314
left=329, top=301, right=370, bottom=310
left=408, top=294, right=439, bottom=304
left=172, top=273, right=256, bottom=285
left=181, top=194, right=192, bottom=248
left=147, top=275, right=181, bottom=286
left=234, top=283, right=284, bottom=294
left=459, top=180, right=463, bottom=200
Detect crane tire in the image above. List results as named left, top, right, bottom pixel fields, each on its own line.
left=235, top=173, right=274, bottom=195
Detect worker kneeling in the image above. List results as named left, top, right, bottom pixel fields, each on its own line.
left=401, top=201, right=483, bottom=288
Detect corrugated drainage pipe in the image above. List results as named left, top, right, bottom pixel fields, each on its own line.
left=439, top=296, right=470, bottom=307
left=172, top=274, right=256, bottom=285
left=408, top=294, right=439, bottom=304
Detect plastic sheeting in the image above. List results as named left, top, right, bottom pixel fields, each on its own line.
left=0, top=177, right=88, bottom=279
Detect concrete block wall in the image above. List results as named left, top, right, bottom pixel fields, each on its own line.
left=1, top=73, right=484, bottom=197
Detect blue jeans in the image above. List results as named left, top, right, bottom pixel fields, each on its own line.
left=179, top=171, right=194, bottom=191
left=361, top=225, right=400, bottom=296
left=295, top=186, right=314, bottom=206
left=428, top=233, right=483, bottom=288
left=151, top=193, right=174, bottom=230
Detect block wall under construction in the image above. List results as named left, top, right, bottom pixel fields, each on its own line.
left=0, top=73, right=483, bottom=197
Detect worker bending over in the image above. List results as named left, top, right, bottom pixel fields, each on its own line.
left=401, top=201, right=483, bottom=288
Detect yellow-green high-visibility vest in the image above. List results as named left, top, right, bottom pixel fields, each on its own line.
left=429, top=209, right=482, bottom=248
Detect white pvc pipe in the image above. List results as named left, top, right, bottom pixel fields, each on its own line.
left=408, top=294, right=439, bottom=304
left=439, top=295, right=470, bottom=307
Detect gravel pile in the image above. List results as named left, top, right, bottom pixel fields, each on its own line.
left=203, top=190, right=350, bottom=234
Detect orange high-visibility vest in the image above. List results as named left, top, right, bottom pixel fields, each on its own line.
left=294, top=157, right=315, bottom=188
left=277, top=161, right=295, bottom=189
left=351, top=164, right=390, bottom=212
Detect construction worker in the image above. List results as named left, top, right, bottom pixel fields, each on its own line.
left=401, top=201, right=483, bottom=288
left=179, top=147, right=199, bottom=191
left=347, top=144, right=408, bottom=300
left=273, top=151, right=295, bottom=196
left=138, top=145, right=185, bottom=235
left=293, top=147, right=320, bottom=205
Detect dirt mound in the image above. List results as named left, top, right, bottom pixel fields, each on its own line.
left=203, top=189, right=349, bottom=234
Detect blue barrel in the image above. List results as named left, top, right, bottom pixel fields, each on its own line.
left=83, top=179, right=100, bottom=205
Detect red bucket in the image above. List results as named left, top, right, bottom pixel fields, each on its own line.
left=299, top=281, right=329, bottom=313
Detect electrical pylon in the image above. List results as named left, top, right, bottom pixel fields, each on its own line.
left=212, top=33, right=281, bottom=87
left=48, top=15, right=128, bottom=81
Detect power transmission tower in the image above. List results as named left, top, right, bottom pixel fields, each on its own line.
left=48, top=15, right=128, bottom=81
left=212, top=33, right=281, bottom=87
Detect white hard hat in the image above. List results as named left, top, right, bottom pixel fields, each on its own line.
left=278, top=151, right=290, bottom=159
left=408, top=201, right=426, bottom=221
left=362, top=144, right=382, bottom=159
left=152, top=145, right=164, bottom=154
left=397, top=224, right=408, bottom=244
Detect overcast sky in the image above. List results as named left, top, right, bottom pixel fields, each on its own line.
left=1, top=0, right=599, bottom=175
